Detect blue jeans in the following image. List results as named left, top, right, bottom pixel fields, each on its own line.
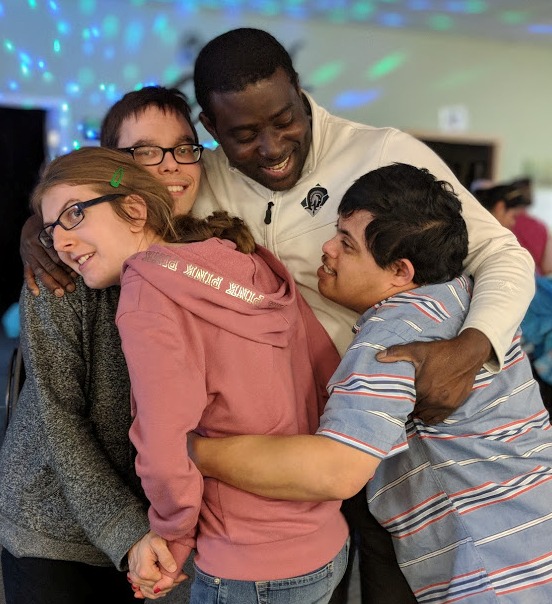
left=190, top=539, right=349, bottom=604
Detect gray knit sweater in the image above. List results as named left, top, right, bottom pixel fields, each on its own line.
left=0, top=280, right=192, bottom=601
left=0, top=278, right=151, bottom=569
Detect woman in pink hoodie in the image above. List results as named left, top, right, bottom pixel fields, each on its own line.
left=32, top=146, right=349, bottom=603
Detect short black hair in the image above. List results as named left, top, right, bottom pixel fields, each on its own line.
left=339, top=163, right=469, bottom=285
left=194, top=28, right=299, bottom=122
left=473, top=184, right=529, bottom=212
left=100, top=85, right=197, bottom=148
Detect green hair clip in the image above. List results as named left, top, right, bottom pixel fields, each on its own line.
left=110, top=167, right=124, bottom=188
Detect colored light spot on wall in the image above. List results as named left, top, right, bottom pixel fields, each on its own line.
left=435, top=65, right=487, bottom=90
left=43, top=72, right=54, bottom=83
left=57, top=21, right=70, bottom=35
left=65, top=82, right=81, bottom=96
left=257, top=1, right=279, bottom=17
left=367, top=52, right=406, bottom=80
left=79, top=0, right=96, bottom=15
left=103, top=14, right=119, bottom=38
left=122, top=63, right=139, bottom=83
left=408, top=0, right=431, bottom=10
left=124, top=21, right=144, bottom=52
left=378, top=12, right=405, bottom=28
left=8, top=81, right=18, bottom=91
left=500, top=11, right=528, bottom=26
left=53, top=39, right=61, bottom=53
left=465, top=0, right=487, bottom=14
left=20, top=64, right=30, bottom=77
left=4, top=40, right=14, bottom=52
left=153, top=13, right=169, bottom=34
left=334, top=89, right=380, bottom=109
left=163, top=65, right=182, bottom=84
left=428, top=14, right=453, bottom=31
left=351, top=2, right=375, bottom=20
left=327, top=9, right=347, bottom=24
left=446, top=0, right=487, bottom=15
left=27, top=0, right=37, bottom=8
left=49, top=1, right=59, bottom=11
left=78, top=67, right=95, bottom=87
left=310, top=61, right=344, bottom=87
left=528, top=23, right=552, bottom=35
left=19, top=51, right=31, bottom=66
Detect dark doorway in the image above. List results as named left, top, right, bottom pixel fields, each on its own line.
left=0, top=106, right=47, bottom=319
left=412, top=133, right=496, bottom=190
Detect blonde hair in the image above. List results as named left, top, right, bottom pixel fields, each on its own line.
left=32, top=146, right=255, bottom=253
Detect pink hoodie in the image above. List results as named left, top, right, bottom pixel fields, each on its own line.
left=116, top=239, right=348, bottom=580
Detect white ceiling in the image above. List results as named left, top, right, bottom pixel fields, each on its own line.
left=147, top=0, right=552, bottom=47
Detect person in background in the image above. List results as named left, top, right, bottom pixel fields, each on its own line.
left=19, top=28, right=536, bottom=604
left=34, top=146, right=348, bottom=604
left=472, top=182, right=530, bottom=230
left=1, top=86, right=200, bottom=604
left=189, top=163, right=552, bottom=604
left=510, top=177, right=552, bottom=276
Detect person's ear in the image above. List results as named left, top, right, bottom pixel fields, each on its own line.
left=199, top=112, right=218, bottom=143
left=390, top=258, right=415, bottom=287
left=122, top=194, right=147, bottom=233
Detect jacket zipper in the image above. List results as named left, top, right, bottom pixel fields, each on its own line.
left=264, top=201, right=274, bottom=225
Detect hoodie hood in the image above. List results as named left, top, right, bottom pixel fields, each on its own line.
left=121, top=239, right=298, bottom=347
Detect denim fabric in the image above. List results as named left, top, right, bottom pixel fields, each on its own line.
left=190, top=539, right=349, bottom=604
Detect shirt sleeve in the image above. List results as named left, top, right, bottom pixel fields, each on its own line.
left=116, top=279, right=206, bottom=571
left=381, top=130, right=535, bottom=370
left=317, top=325, right=416, bottom=460
left=20, top=282, right=149, bottom=570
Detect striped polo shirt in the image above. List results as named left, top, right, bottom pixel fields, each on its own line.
left=318, top=275, right=552, bottom=603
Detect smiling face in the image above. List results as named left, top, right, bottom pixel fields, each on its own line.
left=117, top=105, right=201, bottom=216
left=41, top=184, right=148, bottom=289
left=200, top=67, right=312, bottom=192
left=317, top=211, right=414, bottom=314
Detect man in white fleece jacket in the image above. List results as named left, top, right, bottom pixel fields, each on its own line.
left=188, top=28, right=535, bottom=604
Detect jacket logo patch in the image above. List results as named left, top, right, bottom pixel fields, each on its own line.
left=301, top=185, right=329, bottom=216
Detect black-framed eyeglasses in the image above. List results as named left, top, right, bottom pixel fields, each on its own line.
left=118, top=143, right=204, bottom=166
left=39, top=193, right=125, bottom=248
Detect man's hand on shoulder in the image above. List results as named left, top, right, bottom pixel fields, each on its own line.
left=20, top=214, right=77, bottom=297
left=376, top=328, right=492, bottom=424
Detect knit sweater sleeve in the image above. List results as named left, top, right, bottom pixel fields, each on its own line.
left=381, top=130, right=535, bottom=370
left=19, top=281, right=150, bottom=570
left=116, top=278, right=206, bottom=573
